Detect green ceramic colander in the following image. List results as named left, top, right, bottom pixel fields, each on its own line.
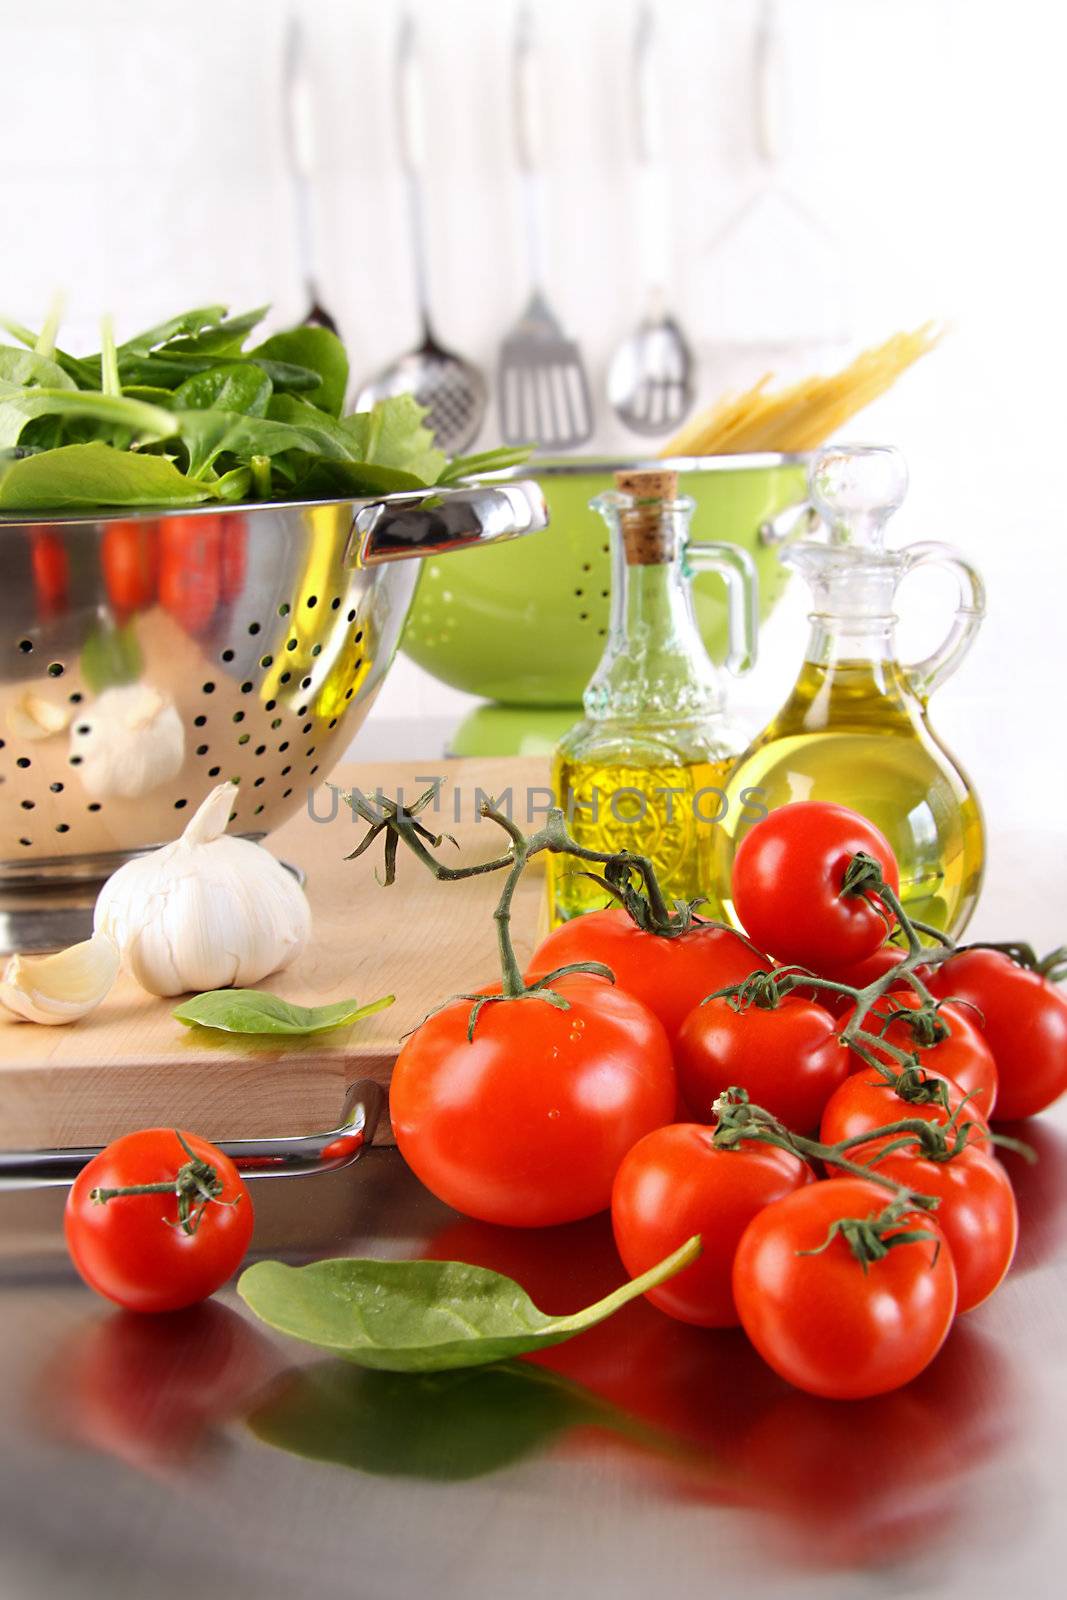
left=401, top=454, right=809, bottom=707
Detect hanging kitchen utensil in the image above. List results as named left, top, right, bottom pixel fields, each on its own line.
left=353, top=13, right=487, bottom=454
left=282, top=12, right=339, bottom=334
left=496, top=5, right=593, bottom=450
left=0, top=1080, right=383, bottom=1187
left=607, top=6, right=696, bottom=436
left=701, top=0, right=849, bottom=357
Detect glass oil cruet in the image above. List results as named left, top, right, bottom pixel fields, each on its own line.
left=546, top=468, right=758, bottom=926
left=716, top=443, right=987, bottom=937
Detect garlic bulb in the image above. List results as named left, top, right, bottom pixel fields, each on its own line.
left=95, top=783, right=311, bottom=997
left=0, top=932, right=119, bottom=1024
left=70, top=684, right=185, bottom=800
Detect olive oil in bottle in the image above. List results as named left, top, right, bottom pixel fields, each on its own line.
left=715, top=445, right=986, bottom=936
left=547, top=469, right=757, bottom=926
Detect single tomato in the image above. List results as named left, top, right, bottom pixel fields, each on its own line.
left=65, top=1129, right=253, bottom=1313
left=675, top=992, right=848, bottom=1132
left=389, top=975, right=675, bottom=1228
left=732, top=1177, right=957, bottom=1399
left=158, top=514, right=222, bottom=635
left=847, top=1138, right=1017, bottom=1312
left=843, top=989, right=998, bottom=1120
left=820, top=1067, right=990, bottom=1149
left=732, top=802, right=900, bottom=971
left=612, top=1123, right=812, bottom=1326
left=528, top=908, right=763, bottom=1044
left=929, top=948, right=1067, bottom=1120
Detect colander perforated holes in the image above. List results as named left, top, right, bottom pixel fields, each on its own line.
left=174, top=799, right=187, bottom=810
left=87, top=803, right=101, bottom=813
left=254, top=776, right=264, bottom=788
left=49, top=782, right=63, bottom=793
left=254, top=744, right=266, bottom=756
left=278, top=741, right=289, bottom=752
left=347, top=609, right=356, bottom=623
left=300, top=677, right=311, bottom=690
left=260, top=655, right=273, bottom=669
left=208, top=766, right=221, bottom=777
left=310, top=765, right=319, bottom=776
left=306, top=595, right=318, bottom=608
left=302, top=722, right=312, bottom=734
left=310, top=644, right=321, bottom=657
left=16, top=757, right=30, bottom=769
left=331, top=597, right=340, bottom=610
left=265, top=699, right=276, bottom=712
left=69, top=755, right=82, bottom=766
left=196, top=744, right=209, bottom=756
left=286, top=638, right=297, bottom=652
left=19, top=838, right=31, bottom=847
left=283, top=787, right=292, bottom=798
left=238, top=734, right=250, bottom=746
left=232, top=711, right=245, bottom=724
left=202, top=681, right=215, bottom=694
left=278, top=603, right=290, bottom=617
left=194, top=714, right=207, bottom=727
left=270, top=718, right=282, bottom=730
left=254, top=804, right=264, bottom=815
left=248, top=622, right=261, bottom=636
left=68, top=692, right=83, bottom=704
left=55, top=823, right=69, bottom=833
left=279, top=672, right=291, bottom=685
left=47, top=663, right=64, bottom=678
left=21, top=799, right=34, bottom=810
left=17, top=640, right=32, bottom=653
left=221, top=649, right=235, bottom=663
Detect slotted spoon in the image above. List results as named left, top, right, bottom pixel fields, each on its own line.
left=354, top=14, right=487, bottom=453
left=496, top=6, right=593, bottom=451
left=607, top=6, right=695, bottom=435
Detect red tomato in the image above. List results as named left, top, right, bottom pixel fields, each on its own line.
left=929, top=948, right=1067, bottom=1120
left=732, top=1177, right=957, bottom=1399
left=101, top=519, right=159, bottom=614
left=732, top=802, right=900, bottom=972
left=843, top=989, right=998, bottom=1120
left=389, top=975, right=675, bottom=1228
left=219, top=513, right=248, bottom=604
left=612, top=1123, right=812, bottom=1326
left=820, top=1067, right=990, bottom=1149
left=527, top=907, right=763, bottom=1044
left=65, top=1129, right=253, bottom=1313
left=847, top=1139, right=1017, bottom=1313
left=675, top=992, right=848, bottom=1132
left=158, top=514, right=222, bottom=635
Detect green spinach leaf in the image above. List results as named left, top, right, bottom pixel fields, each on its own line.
left=252, top=327, right=348, bottom=418
left=172, top=988, right=395, bottom=1035
left=237, top=1236, right=701, bottom=1372
left=172, top=362, right=272, bottom=417
left=0, top=347, right=76, bottom=391
left=0, top=442, right=219, bottom=509
left=0, top=384, right=177, bottom=451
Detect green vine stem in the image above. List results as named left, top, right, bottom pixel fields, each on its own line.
left=89, top=1132, right=239, bottom=1237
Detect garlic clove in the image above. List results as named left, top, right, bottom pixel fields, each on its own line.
left=0, top=932, right=120, bottom=1025
left=6, top=692, right=72, bottom=742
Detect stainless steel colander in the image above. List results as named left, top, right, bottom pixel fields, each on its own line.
left=0, top=481, right=546, bottom=950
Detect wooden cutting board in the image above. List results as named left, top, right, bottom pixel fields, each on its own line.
left=0, top=757, right=551, bottom=1150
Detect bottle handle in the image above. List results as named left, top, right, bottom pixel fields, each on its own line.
left=684, top=540, right=759, bottom=676
left=899, top=541, right=986, bottom=702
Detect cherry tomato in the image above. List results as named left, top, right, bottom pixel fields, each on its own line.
left=218, top=512, right=248, bottom=604
left=612, top=1123, right=812, bottom=1326
left=848, top=1139, right=1017, bottom=1313
left=527, top=908, right=764, bottom=1045
left=929, top=948, right=1067, bottom=1120
left=820, top=1067, right=990, bottom=1149
left=101, top=519, right=159, bottom=614
left=675, top=992, right=848, bottom=1132
left=732, top=802, right=900, bottom=971
left=389, top=975, right=675, bottom=1227
left=843, top=989, right=998, bottom=1120
left=65, top=1129, right=253, bottom=1313
left=732, top=1177, right=957, bottom=1399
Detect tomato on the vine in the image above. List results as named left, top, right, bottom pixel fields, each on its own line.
left=612, top=1123, right=812, bottom=1326
left=820, top=1067, right=990, bottom=1149
left=528, top=908, right=763, bottom=1044
left=389, top=975, right=675, bottom=1228
left=812, top=944, right=935, bottom=1018
left=843, top=989, right=998, bottom=1120
left=929, top=949, right=1067, bottom=1120
left=732, top=1177, right=957, bottom=1399
left=675, top=991, right=848, bottom=1133
left=732, top=802, right=899, bottom=972
left=65, top=1129, right=253, bottom=1313
left=847, top=1139, right=1017, bottom=1313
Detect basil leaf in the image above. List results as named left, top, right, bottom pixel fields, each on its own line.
left=237, top=1235, right=701, bottom=1371
left=0, top=442, right=219, bottom=509
left=172, top=361, right=272, bottom=417
left=248, top=1359, right=611, bottom=1482
left=252, top=328, right=348, bottom=418
left=172, top=988, right=395, bottom=1035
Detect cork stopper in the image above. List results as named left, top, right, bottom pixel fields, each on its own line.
left=614, top=469, right=679, bottom=565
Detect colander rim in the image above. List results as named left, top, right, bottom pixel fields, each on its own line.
left=483, top=451, right=810, bottom=480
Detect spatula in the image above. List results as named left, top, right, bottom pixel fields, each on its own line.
left=354, top=13, right=487, bottom=454
left=496, top=6, right=593, bottom=451
left=282, top=13, right=339, bottom=335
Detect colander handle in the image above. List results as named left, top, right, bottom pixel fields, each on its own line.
left=684, top=539, right=759, bottom=676
left=349, top=480, right=549, bottom=566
